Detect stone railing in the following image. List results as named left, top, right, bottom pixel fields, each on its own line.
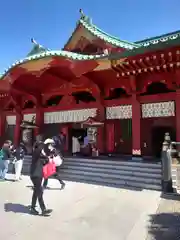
left=171, top=164, right=180, bottom=194
left=164, top=141, right=180, bottom=194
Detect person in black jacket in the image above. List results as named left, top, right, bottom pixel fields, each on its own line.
left=30, top=142, right=52, bottom=216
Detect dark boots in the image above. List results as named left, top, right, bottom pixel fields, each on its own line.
left=30, top=207, right=53, bottom=216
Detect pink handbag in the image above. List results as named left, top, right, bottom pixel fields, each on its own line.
left=43, top=162, right=56, bottom=179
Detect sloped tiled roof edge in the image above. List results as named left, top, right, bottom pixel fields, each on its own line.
left=110, top=36, right=180, bottom=60
left=135, top=30, right=180, bottom=46
left=79, top=18, right=140, bottom=49
left=0, top=50, right=108, bottom=80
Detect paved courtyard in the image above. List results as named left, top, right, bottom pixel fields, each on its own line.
left=0, top=174, right=161, bottom=240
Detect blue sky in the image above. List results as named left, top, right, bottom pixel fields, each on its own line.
left=0, top=0, right=179, bottom=73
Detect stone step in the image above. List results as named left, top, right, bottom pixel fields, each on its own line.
left=65, top=158, right=162, bottom=169
left=60, top=169, right=161, bottom=185
left=61, top=162, right=162, bottom=174
left=8, top=156, right=162, bottom=191
left=62, top=165, right=161, bottom=179
left=9, top=160, right=162, bottom=176
left=60, top=173, right=162, bottom=191
left=13, top=156, right=161, bottom=169
left=10, top=156, right=161, bottom=169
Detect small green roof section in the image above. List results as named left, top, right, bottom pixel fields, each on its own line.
left=27, top=38, right=50, bottom=57
left=135, top=30, right=180, bottom=46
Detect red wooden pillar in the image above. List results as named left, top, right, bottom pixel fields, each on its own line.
left=0, top=113, right=5, bottom=146
left=96, top=105, right=105, bottom=153
left=0, top=113, right=5, bottom=136
left=35, top=108, right=44, bottom=136
left=97, top=127, right=104, bottom=153
left=14, top=113, right=22, bottom=146
left=106, top=122, right=115, bottom=153
left=132, top=94, right=141, bottom=156
left=61, top=125, right=69, bottom=152
left=176, top=90, right=180, bottom=142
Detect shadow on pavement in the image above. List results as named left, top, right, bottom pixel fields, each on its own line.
left=4, top=203, right=30, bottom=214
left=160, top=193, right=180, bottom=201
left=26, top=185, right=33, bottom=189
left=147, top=212, right=180, bottom=240
left=4, top=178, right=15, bottom=182
left=26, top=185, right=64, bottom=191
left=62, top=178, right=143, bottom=191
left=27, top=180, right=142, bottom=191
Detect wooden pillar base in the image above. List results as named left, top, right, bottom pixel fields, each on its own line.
left=132, top=94, right=141, bottom=157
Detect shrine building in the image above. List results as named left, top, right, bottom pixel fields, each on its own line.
left=0, top=10, right=180, bottom=159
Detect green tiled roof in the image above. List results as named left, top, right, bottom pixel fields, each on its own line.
left=0, top=47, right=108, bottom=80
left=110, top=35, right=180, bottom=60
left=78, top=16, right=140, bottom=49
left=135, top=30, right=180, bottom=46
left=1, top=12, right=180, bottom=80
left=27, top=44, right=49, bottom=57
left=27, top=38, right=50, bottom=57
left=75, top=12, right=180, bottom=50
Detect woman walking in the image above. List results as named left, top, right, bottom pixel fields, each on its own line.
left=42, top=138, right=65, bottom=190
left=30, top=141, right=52, bottom=216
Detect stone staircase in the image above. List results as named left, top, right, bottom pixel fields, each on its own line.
left=9, top=156, right=162, bottom=191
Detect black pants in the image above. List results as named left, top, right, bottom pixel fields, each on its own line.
left=43, top=166, right=65, bottom=188
left=31, top=177, right=46, bottom=211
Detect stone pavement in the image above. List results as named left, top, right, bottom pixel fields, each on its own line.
left=0, top=174, right=161, bottom=240
left=146, top=194, right=180, bottom=240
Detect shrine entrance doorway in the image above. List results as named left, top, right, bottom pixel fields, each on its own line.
left=68, top=124, right=87, bottom=154
left=151, top=126, right=176, bottom=158
left=42, top=123, right=60, bottom=140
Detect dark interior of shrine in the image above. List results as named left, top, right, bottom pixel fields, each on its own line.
left=23, top=100, right=35, bottom=109
left=105, top=88, right=129, bottom=100
left=151, top=126, right=176, bottom=158
left=45, top=95, right=63, bottom=107
left=72, top=91, right=96, bottom=103
left=68, top=127, right=87, bottom=152
left=141, top=82, right=175, bottom=96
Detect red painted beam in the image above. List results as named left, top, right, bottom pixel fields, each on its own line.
left=70, top=60, right=99, bottom=77
left=0, top=80, right=10, bottom=92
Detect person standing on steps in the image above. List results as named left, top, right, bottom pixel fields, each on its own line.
left=30, top=141, right=52, bottom=216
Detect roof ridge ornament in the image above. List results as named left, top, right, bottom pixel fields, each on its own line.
left=30, top=38, right=50, bottom=51
left=31, top=38, right=39, bottom=46
left=79, top=9, right=92, bottom=24
left=79, top=9, right=85, bottom=19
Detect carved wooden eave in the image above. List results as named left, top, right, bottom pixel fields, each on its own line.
left=94, top=58, right=112, bottom=71
left=114, top=49, right=180, bottom=77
